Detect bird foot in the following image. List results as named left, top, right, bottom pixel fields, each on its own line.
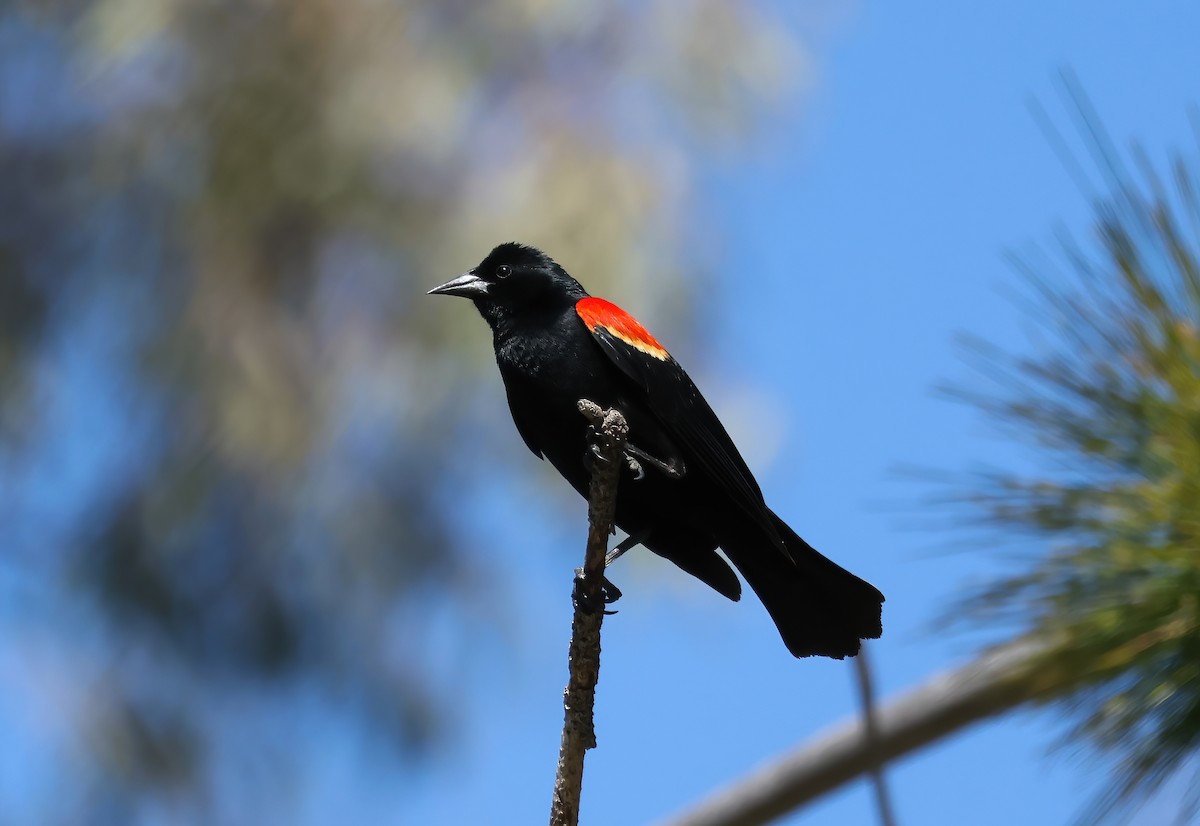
left=625, top=443, right=685, bottom=480
left=586, top=429, right=670, bottom=482
left=584, top=427, right=645, bottom=480
left=573, top=567, right=622, bottom=614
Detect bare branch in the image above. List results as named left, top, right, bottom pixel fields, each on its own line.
left=549, top=401, right=629, bottom=826
left=659, top=639, right=1057, bottom=826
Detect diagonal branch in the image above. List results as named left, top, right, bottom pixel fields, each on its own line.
left=660, top=617, right=1200, bottom=826
left=658, top=639, right=1057, bottom=826
left=549, top=401, right=629, bottom=826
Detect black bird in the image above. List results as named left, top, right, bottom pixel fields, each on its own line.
left=430, top=243, right=883, bottom=658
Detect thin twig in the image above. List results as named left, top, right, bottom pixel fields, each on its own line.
left=852, top=646, right=898, bottom=826
left=549, top=400, right=628, bottom=826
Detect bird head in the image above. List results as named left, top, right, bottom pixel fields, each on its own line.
left=428, top=243, right=587, bottom=326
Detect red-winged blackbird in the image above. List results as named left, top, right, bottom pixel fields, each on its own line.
left=430, top=243, right=883, bottom=658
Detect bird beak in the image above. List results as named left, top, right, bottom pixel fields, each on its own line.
left=428, top=272, right=489, bottom=299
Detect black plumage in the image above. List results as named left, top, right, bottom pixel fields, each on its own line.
left=430, top=242, right=883, bottom=658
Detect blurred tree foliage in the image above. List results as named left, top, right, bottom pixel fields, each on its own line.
left=0, top=0, right=814, bottom=821
left=951, top=97, right=1200, bottom=823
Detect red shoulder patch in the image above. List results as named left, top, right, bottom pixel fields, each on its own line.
left=576, top=297, right=670, bottom=361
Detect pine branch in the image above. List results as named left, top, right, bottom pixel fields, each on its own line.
left=549, top=401, right=628, bottom=826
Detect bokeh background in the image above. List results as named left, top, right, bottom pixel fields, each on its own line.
left=2, top=1, right=1199, bottom=824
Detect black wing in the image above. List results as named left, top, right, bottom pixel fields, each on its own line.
left=584, top=321, right=786, bottom=552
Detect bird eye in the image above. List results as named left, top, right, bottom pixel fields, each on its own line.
left=496, top=264, right=512, bottom=279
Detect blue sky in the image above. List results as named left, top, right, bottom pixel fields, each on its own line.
left=404, top=2, right=1200, bottom=824
left=3, top=2, right=1194, bottom=825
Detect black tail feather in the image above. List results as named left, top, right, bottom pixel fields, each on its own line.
left=720, top=510, right=883, bottom=659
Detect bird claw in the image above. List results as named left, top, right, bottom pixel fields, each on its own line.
left=584, top=426, right=613, bottom=473
left=625, top=455, right=645, bottom=480
left=588, top=440, right=610, bottom=464
left=577, top=533, right=641, bottom=612
left=573, top=567, right=622, bottom=614
left=584, top=427, right=648, bottom=482
left=625, top=443, right=685, bottom=480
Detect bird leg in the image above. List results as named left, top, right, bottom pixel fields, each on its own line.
left=605, top=532, right=643, bottom=567
left=585, top=426, right=682, bottom=482
left=624, top=443, right=685, bottom=480
left=585, top=424, right=644, bottom=479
